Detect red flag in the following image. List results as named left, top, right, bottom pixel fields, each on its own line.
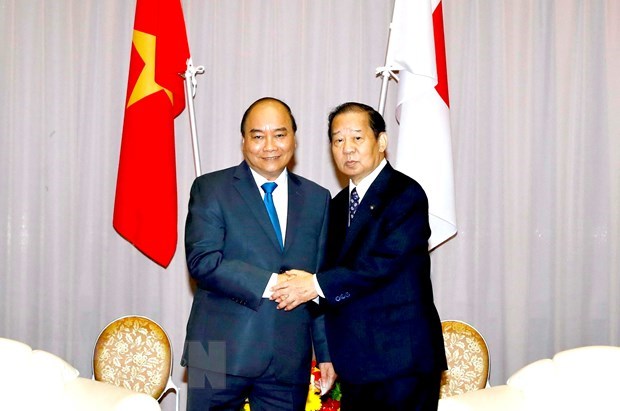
left=113, top=0, right=190, bottom=268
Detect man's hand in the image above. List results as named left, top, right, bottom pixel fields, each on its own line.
left=270, top=269, right=317, bottom=310
left=276, top=272, right=293, bottom=284
left=318, top=362, right=337, bottom=394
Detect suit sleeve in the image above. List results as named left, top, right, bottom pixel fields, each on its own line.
left=185, top=178, right=272, bottom=311
left=317, top=184, right=430, bottom=306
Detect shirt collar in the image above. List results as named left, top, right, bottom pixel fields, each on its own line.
left=349, top=158, right=387, bottom=201
left=249, top=167, right=288, bottom=191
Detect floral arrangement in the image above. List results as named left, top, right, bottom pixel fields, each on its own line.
left=243, top=360, right=341, bottom=411
left=307, top=360, right=341, bottom=411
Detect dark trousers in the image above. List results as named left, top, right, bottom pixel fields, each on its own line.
left=340, top=371, right=442, bottom=411
left=187, top=366, right=308, bottom=411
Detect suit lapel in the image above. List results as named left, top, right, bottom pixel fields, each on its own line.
left=233, top=162, right=283, bottom=252
left=284, top=173, right=304, bottom=253
left=339, top=164, right=395, bottom=257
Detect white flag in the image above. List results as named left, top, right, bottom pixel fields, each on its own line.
left=384, top=0, right=456, bottom=250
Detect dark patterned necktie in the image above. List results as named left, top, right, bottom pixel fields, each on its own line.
left=261, top=182, right=284, bottom=250
left=349, top=187, right=360, bottom=225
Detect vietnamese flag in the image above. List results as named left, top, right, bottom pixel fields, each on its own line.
left=113, top=0, right=190, bottom=268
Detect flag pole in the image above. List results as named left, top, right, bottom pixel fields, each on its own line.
left=376, top=67, right=399, bottom=117
left=377, top=73, right=390, bottom=116
left=376, top=4, right=400, bottom=117
left=183, top=58, right=205, bottom=177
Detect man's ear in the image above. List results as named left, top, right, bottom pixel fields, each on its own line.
left=378, top=132, right=388, bottom=153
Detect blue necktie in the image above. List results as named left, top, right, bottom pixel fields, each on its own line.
left=261, top=182, right=284, bottom=250
left=349, top=187, right=360, bottom=225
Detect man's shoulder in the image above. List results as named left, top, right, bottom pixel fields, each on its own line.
left=194, top=164, right=241, bottom=185
left=380, top=164, right=426, bottom=196
left=288, top=171, right=330, bottom=196
left=358, top=164, right=428, bottom=211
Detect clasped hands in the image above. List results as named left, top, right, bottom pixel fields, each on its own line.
left=270, top=269, right=318, bottom=310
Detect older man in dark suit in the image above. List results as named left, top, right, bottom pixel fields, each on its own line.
left=272, top=102, right=447, bottom=411
left=182, top=97, right=335, bottom=411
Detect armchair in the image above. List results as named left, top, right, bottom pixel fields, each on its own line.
left=93, top=315, right=180, bottom=411
left=440, top=320, right=491, bottom=399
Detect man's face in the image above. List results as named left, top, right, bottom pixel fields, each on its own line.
left=242, top=100, right=296, bottom=181
left=330, top=110, right=387, bottom=185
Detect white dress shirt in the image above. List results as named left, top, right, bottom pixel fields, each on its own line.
left=248, top=168, right=289, bottom=298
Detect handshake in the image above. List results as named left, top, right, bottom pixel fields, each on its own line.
left=270, top=269, right=319, bottom=311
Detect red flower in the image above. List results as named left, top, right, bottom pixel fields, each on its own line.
left=321, top=398, right=341, bottom=411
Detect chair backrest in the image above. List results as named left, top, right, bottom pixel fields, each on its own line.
left=92, top=315, right=176, bottom=403
left=439, top=320, right=490, bottom=399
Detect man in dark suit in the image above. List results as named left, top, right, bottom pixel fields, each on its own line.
left=271, top=102, right=447, bottom=410
left=182, top=97, right=335, bottom=411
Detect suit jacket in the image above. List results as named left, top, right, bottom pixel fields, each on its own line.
left=182, top=161, right=330, bottom=384
left=317, top=162, right=447, bottom=384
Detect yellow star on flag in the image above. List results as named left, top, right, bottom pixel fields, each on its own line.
left=126, top=29, right=173, bottom=108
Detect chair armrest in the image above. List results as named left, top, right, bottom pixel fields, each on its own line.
left=438, top=385, right=526, bottom=411
left=63, top=377, right=161, bottom=411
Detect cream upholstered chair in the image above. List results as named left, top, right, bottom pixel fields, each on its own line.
left=93, top=315, right=180, bottom=411
left=439, top=320, right=490, bottom=399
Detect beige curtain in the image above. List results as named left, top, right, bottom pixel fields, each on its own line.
left=1, top=1, right=618, bottom=409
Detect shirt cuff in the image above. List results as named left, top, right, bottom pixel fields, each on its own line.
left=313, top=274, right=325, bottom=299
left=262, top=273, right=279, bottom=298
